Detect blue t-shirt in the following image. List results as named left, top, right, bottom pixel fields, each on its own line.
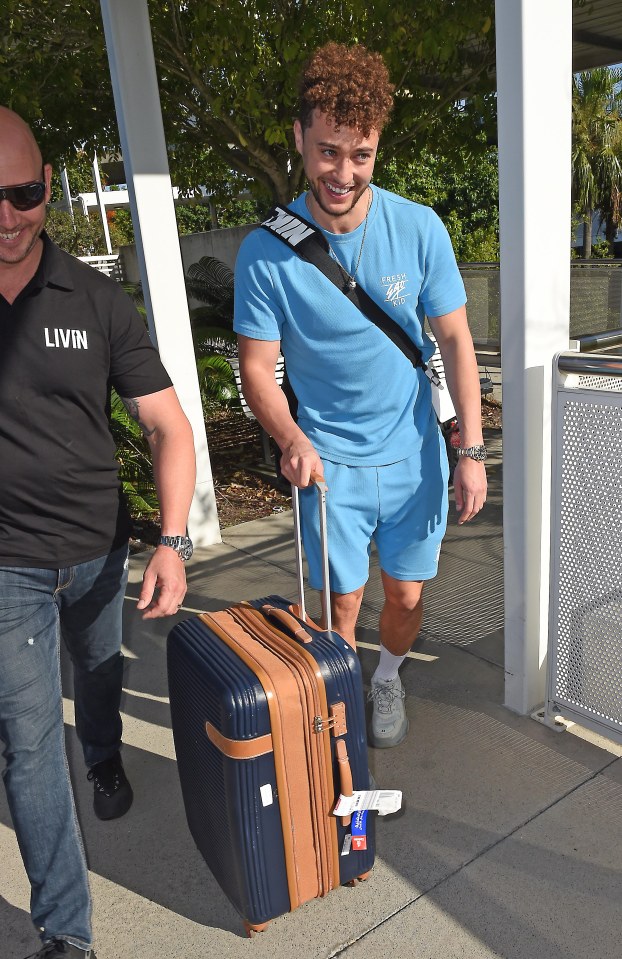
left=234, top=186, right=466, bottom=465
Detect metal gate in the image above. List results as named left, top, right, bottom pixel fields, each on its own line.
left=540, top=352, right=622, bottom=743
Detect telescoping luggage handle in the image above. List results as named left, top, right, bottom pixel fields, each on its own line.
left=291, top=472, right=332, bottom=632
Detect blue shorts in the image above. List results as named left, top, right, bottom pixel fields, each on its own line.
left=299, top=431, right=449, bottom=594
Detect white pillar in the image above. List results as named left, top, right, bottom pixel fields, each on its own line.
left=91, top=153, right=113, bottom=255
left=495, top=0, right=572, bottom=712
left=60, top=166, right=74, bottom=223
left=100, top=0, right=220, bottom=546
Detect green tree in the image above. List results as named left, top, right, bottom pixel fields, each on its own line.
left=46, top=209, right=109, bottom=257
left=376, top=142, right=499, bottom=261
left=2, top=1, right=497, bottom=204
left=572, top=66, right=622, bottom=258
left=598, top=117, right=622, bottom=248
left=175, top=197, right=260, bottom=234
left=48, top=150, right=98, bottom=201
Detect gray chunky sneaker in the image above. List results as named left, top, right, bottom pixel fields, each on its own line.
left=367, top=675, right=409, bottom=748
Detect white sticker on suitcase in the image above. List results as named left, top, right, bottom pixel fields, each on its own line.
left=260, top=783, right=274, bottom=807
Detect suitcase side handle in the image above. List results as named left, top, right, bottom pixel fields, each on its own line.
left=205, top=721, right=274, bottom=760
left=335, top=738, right=353, bottom=827
left=291, top=472, right=331, bottom=632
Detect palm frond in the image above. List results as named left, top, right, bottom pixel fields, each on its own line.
left=110, top=390, right=158, bottom=515
left=572, top=66, right=622, bottom=247
left=122, top=282, right=147, bottom=319
left=185, top=256, right=235, bottom=316
left=196, top=354, right=239, bottom=406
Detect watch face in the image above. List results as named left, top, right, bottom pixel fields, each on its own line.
left=160, top=535, right=194, bottom=560
left=459, top=446, right=487, bottom=462
left=178, top=538, right=194, bottom=561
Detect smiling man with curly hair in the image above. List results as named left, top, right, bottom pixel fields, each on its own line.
left=235, top=43, right=487, bottom=749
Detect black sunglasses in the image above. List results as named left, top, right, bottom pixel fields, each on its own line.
left=0, top=176, right=46, bottom=212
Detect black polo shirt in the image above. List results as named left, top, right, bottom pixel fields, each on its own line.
left=0, top=233, right=172, bottom=568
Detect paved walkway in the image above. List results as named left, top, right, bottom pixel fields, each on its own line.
left=2, top=444, right=622, bottom=958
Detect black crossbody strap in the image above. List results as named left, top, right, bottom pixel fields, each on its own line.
left=260, top=205, right=430, bottom=375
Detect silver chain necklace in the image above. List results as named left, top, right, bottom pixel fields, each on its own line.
left=308, top=188, right=372, bottom=291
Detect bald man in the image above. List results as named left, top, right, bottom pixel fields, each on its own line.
left=0, top=108, right=196, bottom=959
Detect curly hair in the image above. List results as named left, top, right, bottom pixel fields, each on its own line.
left=298, top=42, right=394, bottom=135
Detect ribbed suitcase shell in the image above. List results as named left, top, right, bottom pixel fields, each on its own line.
left=167, top=593, right=375, bottom=930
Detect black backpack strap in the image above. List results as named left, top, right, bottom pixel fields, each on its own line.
left=260, top=205, right=433, bottom=376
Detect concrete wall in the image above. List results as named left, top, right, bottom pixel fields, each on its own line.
left=118, top=223, right=257, bottom=285
left=178, top=224, right=257, bottom=272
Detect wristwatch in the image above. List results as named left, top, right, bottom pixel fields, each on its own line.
left=158, top=534, right=194, bottom=561
left=457, top=445, right=488, bottom=462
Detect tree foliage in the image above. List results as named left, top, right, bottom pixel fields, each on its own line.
left=376, top=142, right=499, bottom=261
left=184, top=256, right=238, bottom=410
left=572, top=67, right=622, bottom=258
left=2, top=1, right=496, bottom=204
left=109, top=391, right=159, bottom=516
left=45, top=208, right=109, bottom=257
left=2, top=2, right=115, bottom=160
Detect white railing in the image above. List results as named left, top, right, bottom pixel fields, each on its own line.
left=535, top=352, right=622, bottom=743
left=78, top=254, right=120, bottom=278
left=226, top=355, right=285, bottom=465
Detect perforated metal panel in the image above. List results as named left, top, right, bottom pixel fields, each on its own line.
left=576, top=375, right=622, bottom=392
left=548, top=372, right=622, bottom=741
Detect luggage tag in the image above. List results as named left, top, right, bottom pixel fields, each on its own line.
left=333, top=788, right=402, bottom=817
left=340, top=809, right=369, bottom=855
left=351, top=809, right=368, bottom=850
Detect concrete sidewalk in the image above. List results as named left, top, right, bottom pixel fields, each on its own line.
left=2, top=451, right=622, bottom=959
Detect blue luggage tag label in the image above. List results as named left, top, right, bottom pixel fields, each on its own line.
left=351, top=809, right=368, bottom=851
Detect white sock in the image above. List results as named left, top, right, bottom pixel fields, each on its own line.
left=372, top=645, right=407, bottom=684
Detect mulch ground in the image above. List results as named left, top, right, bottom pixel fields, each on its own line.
left=204, top=409, right=292, bottom=526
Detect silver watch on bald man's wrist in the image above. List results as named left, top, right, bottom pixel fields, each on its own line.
left=158, top=534, right=194, bottom=561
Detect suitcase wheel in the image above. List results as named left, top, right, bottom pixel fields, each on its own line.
left=345, top=869, right=373, bottom=887
left=243, top=920, right=270, bottom=938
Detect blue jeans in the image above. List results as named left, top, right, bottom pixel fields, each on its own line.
left=0, top=543, right=129, bottom=949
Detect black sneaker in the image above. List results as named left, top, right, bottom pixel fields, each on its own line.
left=87, top=751, right=133, bottom=820
left=25, top=939, right=97, bottom=958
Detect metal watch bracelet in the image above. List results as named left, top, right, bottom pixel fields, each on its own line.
left=158, top=534, right=194, bottom=561
left=456, top=445, right=488, bottom=462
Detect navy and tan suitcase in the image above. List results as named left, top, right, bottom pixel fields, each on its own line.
left=167, top=478, right=375, bottom=936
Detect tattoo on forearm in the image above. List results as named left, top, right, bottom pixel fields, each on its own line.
left=121, top=397, right=156, bottom=437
